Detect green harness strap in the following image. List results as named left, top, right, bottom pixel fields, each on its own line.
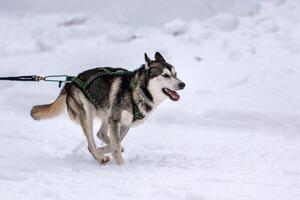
left=71, top=67, right=145, bottom=122
left=132, top=103, right=145, bottom=121
left=72, top=77, right=99, bottom=106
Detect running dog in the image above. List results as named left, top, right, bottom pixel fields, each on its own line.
left=31, top=52, right=185, bottom=165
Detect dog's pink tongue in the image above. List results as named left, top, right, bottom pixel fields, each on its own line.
left=170, top=90, right=180, bottom=101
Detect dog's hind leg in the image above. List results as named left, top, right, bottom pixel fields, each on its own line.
left=97, top=122, right=110, bottom=144
left=97, top=126, right=129, bottom=154
left=96, top=123, right=110, bottom=154
left=108, top=119, right=124, bottom=165
left=79, top=113, right=110, bottom=164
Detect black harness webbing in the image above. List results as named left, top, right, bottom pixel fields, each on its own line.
left=71, top=67, right=145, bottom=122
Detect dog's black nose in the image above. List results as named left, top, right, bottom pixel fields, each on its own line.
left=178, top=82, right=185, bottom=89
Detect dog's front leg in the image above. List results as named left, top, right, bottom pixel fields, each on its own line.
left=109, top=119, right=124, bottom=165
left=120, top=126, right=130, bottom=140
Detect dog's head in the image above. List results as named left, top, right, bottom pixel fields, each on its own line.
left=145, top=52, right=185, bottom=103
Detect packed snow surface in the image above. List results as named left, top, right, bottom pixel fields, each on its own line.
left=0, top=0, right=300, bottom=200
left=0, top=0, right=260, bottom=25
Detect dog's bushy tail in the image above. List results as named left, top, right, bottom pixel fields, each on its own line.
left=31, top=85, right=69, bottom=120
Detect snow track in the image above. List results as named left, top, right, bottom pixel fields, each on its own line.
left=0, top=0, right=300, bottom=199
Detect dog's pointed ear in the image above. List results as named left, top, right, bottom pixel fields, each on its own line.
left=155, top=52, right=166, bottom=63
left=144, top=53, right=151, bottom=69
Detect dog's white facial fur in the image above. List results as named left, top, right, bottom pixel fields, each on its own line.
left=148, top=68, right=182, bottom=104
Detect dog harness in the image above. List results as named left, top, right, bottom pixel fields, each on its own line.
left=71, top=67, right=145, bottom=122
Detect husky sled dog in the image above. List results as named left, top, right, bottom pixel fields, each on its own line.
left=31, top=52, right=185, bottom=165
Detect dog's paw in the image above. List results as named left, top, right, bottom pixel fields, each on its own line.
left=115, top=158, right=125, bottom=165
left=113, top=153, right=125, bottom=165
left=99, top=156, right=110, bottom=165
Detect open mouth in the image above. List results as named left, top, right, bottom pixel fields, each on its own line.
left=162, top=88, right=180, bottom=101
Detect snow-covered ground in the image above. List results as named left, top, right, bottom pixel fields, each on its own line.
left=0, top=0, right=300, bottom=199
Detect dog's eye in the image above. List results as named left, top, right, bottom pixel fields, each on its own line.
left=162, top=74, right=170, bottom=78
